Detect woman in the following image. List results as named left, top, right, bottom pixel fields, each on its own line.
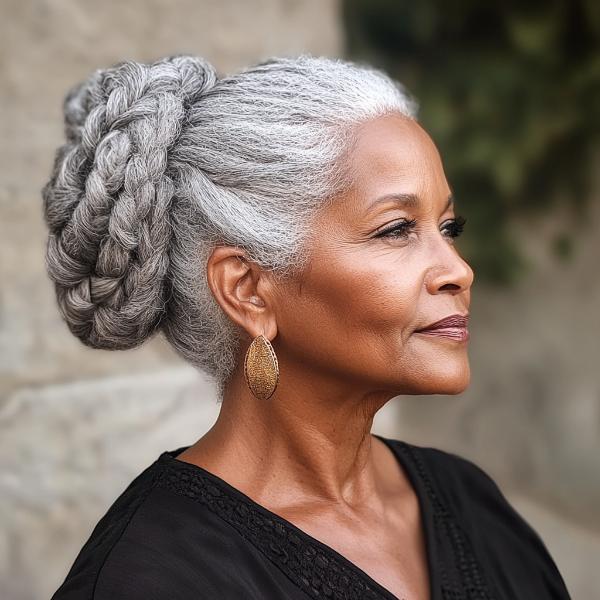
left=43, top=54, right=570, bottom=599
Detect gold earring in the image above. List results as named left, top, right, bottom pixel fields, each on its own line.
left=244, top=333, right=279, bottom=400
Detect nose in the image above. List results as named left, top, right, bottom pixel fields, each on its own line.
left=425, top=241, right=474, bottom=295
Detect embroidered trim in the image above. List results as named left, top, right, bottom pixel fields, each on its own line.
left=155, top=442, right=497, bottom=600
left=395, top=443, right=496, bottom=600
left=155, top=460, right=391, bottom=600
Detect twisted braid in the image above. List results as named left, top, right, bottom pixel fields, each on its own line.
left=42, top=55, right=217, bottom=349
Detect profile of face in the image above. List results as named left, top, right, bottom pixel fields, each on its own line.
left=267, top=112, right=474, bottom=397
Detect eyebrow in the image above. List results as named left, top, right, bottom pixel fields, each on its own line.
left=367, top=192, right=454, bottom=213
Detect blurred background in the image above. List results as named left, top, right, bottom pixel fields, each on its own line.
left=1, top=0, right=598, bottom=598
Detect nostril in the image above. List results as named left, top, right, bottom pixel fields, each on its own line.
left=439, top=283, right=461, bottom=291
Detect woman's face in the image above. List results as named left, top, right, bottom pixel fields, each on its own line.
left=274, top=112, right=474, bottom=396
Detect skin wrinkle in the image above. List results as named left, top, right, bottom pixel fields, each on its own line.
left=179, top=112, right=474, bottom=600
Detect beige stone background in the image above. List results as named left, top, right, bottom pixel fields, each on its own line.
left=1, top=1, right=598, bottom=598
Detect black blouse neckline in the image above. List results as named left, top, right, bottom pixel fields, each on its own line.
left=156, top=434, right=441, bottom=600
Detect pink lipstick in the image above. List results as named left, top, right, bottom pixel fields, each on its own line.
left=414, top=313, right=470, bottom=342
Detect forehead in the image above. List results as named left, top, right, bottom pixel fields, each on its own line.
left=339, top=112, right=450, bottom=214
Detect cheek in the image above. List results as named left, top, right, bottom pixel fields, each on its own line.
left=288, top=252, right=423, bottom=354
left=339, top=264, right=420, bottom=333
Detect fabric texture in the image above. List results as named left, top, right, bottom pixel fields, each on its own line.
left=50, top=435, right=571, bottom=599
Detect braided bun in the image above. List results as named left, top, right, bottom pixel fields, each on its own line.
left=41, top=55, right=217, bottom=350
left=41, top=54, right=417, bottom=393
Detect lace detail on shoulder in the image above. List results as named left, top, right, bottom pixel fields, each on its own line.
left=394, top=443, right=497, bottom=600
left=155, top=460, right=394, bottom=600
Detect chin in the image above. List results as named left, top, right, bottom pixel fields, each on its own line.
left=432, top=365, right=471, bottom=395
left=440, top=379, right=471, bottom=395
left=399, top=363, right=471, bottom=395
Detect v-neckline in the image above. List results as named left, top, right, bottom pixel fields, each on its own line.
left=158, top=434, right=440, bottom=600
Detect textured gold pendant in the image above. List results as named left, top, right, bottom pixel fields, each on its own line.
left=244, top=334, right=279, bottom=400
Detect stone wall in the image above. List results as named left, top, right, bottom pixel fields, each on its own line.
left=1, top=1, right=598, bottom=598
left=1, top=1, right=343, bottom=598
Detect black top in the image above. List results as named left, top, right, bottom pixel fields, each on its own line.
left=50, top=435, right=570, bottom=600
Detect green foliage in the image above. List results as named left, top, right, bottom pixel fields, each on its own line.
left=342, top=0, right=600, bottom=284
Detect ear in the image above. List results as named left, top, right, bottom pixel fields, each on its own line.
left=206, top=245, right=278, bottom=342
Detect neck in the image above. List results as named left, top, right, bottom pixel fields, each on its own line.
left=187, top=360, right=395, bottom=511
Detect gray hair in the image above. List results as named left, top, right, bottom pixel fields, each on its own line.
left=41, top=54, right=418, bottom=400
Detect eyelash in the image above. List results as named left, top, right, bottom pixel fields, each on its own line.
left=377, top=215, right=467, bottom=241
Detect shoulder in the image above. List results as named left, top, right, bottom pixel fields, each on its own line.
left=50, top=457, right=162, bottom=600
left=91, top=485, right=241, bottom=599
left=50, top=453, right=216, bottom=600
left=51, top=451, right=266, bottom=600
left=399, top=440, right=538, bottom=538
left=385, top=438, right=571, bottom=598
left=396, top=439, right=543, bottom=544
left=401, top=441, right=514, bottom=516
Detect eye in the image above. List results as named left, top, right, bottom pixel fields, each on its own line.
left=441, top=215, right=466, bottom=240
left=375, top=218, right=418, bottom=240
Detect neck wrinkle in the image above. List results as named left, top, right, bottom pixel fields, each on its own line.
left=199, top=367, right=394, bottom=510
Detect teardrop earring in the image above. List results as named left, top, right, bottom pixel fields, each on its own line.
left=243, top=333, right=279, bottom=400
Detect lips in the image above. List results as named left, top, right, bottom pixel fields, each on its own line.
left=414, top=313, right=470, bottom=341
